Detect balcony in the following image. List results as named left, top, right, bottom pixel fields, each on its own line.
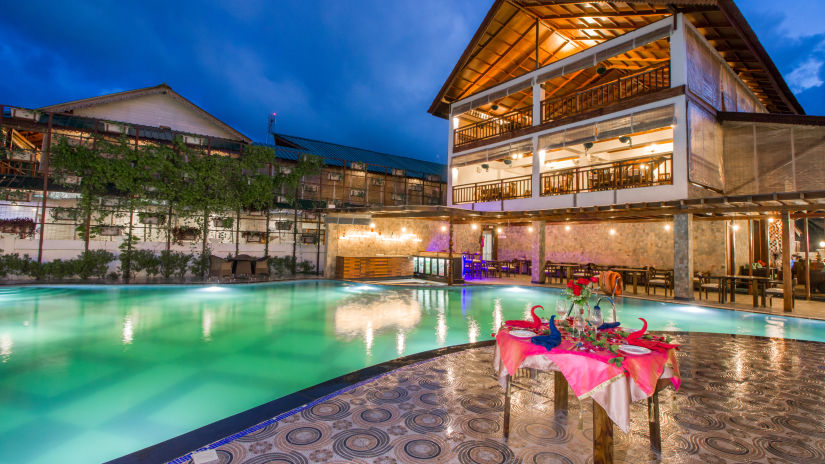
left=540, top=154, right=672, bottom=196
left=452, top=64, right=671, bottom=151
left=541, top=64, right=670, bottom=124
left=453, top=106, right=533, bottom=150
left=452, top=175, right=531, bottom=204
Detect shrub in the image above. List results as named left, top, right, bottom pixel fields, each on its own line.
left=159, top=250, right=191, bottom=279
left=297, top=259, right=315, bottom=274
left=77, top=250, right=115, bottom=279
left=132, top=250, right=160, bottom=277
left=189, top=248, right=211, bottom=279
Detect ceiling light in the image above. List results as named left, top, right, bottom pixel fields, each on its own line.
left=664, top=224, right=671, bottom=231
left=401, top=227, right=406, bottom=232
left=609, top=228, right=616, bottom=235
left=528, top=226, right=534, bottom=232
left=471, top=224, right=478, bottom=230
left=768, top=217, right=774, bottom=223
left=732, top=224, right=740, bottom=231
left=496, top=227, right=502, bottom=233
left=820, top=241, right=825, bottom=248
left=565, top=225, right=571, bottom=231
left=370, top=223, right=376, bottom=228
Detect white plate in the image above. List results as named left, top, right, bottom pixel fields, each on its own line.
left=509, top=329, right=537, bottom=338
left=619, top=344, right=651, bottom=355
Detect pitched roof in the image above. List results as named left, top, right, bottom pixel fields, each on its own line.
left=429, top=0, right=803, bottom=118
left=272, top=134, right=447, bottom=179
left=39, top=83, right=252, bottom=143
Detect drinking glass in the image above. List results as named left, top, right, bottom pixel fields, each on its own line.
left=590, top=306, right=604, bottom=333
left=556, top=299, right=568, bottom=319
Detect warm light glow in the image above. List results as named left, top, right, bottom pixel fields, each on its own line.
left=401, top=227, right=406, bottom=232
left=732, top=224, right=740, bottom=231
left=452, top=117, right=459, bottom=129
left=339, top=230, right=422, bottom=242
left=451, top=167, right=458, bottom=181
left=441, top=225, right=447, bottom=231
left=768, top=218, right=775, bottom=223
left=538, top=149, right=546, bottom=164
left=820, top=241, right=825, bottom=248
left=647, top=142, right=674, bottom=154
left=528, top=226, right=534, bottom=232
left=609, top=228, right=616, bottom=235
left=471, top=224, right=478, bottom=230
left=664, top=224, right=671, bottom=231
left=369, top=222, right=376, bottom=228
left=565, top=225, right=571, bottom=231
left=496, top=227, right=502, bottom=233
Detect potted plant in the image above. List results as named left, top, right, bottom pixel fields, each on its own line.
left=0, top=217, right=36, bottom=238
left=172, top=226, right=200, bottom=242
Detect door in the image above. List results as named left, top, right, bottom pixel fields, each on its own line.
left=482, top=230, right=494, bottom=261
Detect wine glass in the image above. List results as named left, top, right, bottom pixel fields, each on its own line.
left=590, top=306, right=604, bottom=334
left=555, top=299, right=567, bottom=320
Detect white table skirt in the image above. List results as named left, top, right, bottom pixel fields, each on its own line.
left=493, top=343, right=673, bottom=432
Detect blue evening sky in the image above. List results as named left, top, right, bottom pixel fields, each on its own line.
left=0, top=1, right=823, bottom=164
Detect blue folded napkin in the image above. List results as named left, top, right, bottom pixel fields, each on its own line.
left=598, top=321, right=621, bottom=330
left=531, top=315, right=561, bottom=350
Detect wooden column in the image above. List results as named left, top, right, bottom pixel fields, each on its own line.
left=804, top=217, right=811, bottom=300
left=592, top=401, right=614, bottom=464
left=553, top=371, right=568, bottom=414
left=448, top=215, right=454, bottom=286
left=781, top=211, right=793, bottom=312
left=37, top=113, right=53, bottom=263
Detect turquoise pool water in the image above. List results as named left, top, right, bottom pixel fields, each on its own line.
left=1, top=280, right=824, bottom=463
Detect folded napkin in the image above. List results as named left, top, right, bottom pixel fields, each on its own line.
left=598, top=321, right=621, bottom=330
left=530, top=315, right=561, bottom=351
left=625, top=317, right=679, bottom=350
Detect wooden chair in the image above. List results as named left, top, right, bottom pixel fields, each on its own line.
left=766, top=280, right=795, bottom=308
left=698, top=274, right=723, bottom=302
left=209, top=256, right=232, bottom=280
left=647, top=268, right=673, bottom=297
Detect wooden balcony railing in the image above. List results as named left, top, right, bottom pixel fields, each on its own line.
left=540, top=154, right=672, bottom=196
left=452, top=175, right=532, bottom=204
left=541, top=64, right=670, bottom=123
left=453, top=106, right=532, bottom=149
left=0, top=148, right=40, bottom=177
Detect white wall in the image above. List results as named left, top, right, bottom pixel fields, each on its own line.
left=71, top=93, right=240, bottom=140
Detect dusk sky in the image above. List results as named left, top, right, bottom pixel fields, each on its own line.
left=1, top=1, right=823, bottom=164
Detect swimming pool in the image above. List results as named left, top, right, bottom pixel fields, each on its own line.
left=1, top=280, right=824, bottom=463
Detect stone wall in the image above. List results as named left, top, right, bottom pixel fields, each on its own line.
left=497, top=219, right=750, bottom=275
left=324, top=217, right=752, bottom=278
left=324, top=218, right=477, bottom=277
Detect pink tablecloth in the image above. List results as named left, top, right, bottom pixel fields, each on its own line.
left=493, top=328, right=680, bottom=432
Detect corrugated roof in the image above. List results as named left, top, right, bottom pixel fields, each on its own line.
left=272, top=134, right=447, bottom=179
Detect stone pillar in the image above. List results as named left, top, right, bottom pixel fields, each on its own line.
left=531, top=220, right=546, bottom=284
left=673, top=214, right=694, bottom=300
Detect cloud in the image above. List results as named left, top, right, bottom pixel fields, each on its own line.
left=787, top=58, right=824, bottom=93
left=743, top=0, right=825, bottom=39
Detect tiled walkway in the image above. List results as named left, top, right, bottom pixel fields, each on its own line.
left=176, top=333, right=825, bottom=463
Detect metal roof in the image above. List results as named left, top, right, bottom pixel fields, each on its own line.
left=272, top=134, right=447, bottom=179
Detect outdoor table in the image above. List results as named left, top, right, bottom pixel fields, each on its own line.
left=720, top=275, right=770, bottom=307
left=557, top=263, right=579, bottom=281
left=611, top=267, right=648, bottom=294
left=494, top=324, right=680, bottom=463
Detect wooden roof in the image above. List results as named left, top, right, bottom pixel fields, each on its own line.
left=429, top=0, right=803, bottom=118
left=39, top=83, right=252, bottom=143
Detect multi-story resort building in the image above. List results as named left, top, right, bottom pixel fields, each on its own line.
left=411, top=0, right=825, bottom=309
left=0, top=84, right=446, bottom=267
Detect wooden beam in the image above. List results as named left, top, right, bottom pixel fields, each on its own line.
left=781, top=211, right=793, bottom=312
left=804, top=217, right=811, bottom=300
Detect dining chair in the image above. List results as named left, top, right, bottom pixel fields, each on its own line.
left=698, top=274, right=723, bottom=302
left=647, top=268, right=673, bottom=297
left=766, top=280, right=795, bottom=308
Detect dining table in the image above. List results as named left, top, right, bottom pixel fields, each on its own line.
left=556, top=263, right=580, bottom=282
left=719, top=275, right=770, bottom=307
left=610, top=267, right=648, bottom=294
left=494, top=321, right=680, bottom=464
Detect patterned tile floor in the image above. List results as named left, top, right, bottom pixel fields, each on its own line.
left=177, top=333, right=825, bottom=463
